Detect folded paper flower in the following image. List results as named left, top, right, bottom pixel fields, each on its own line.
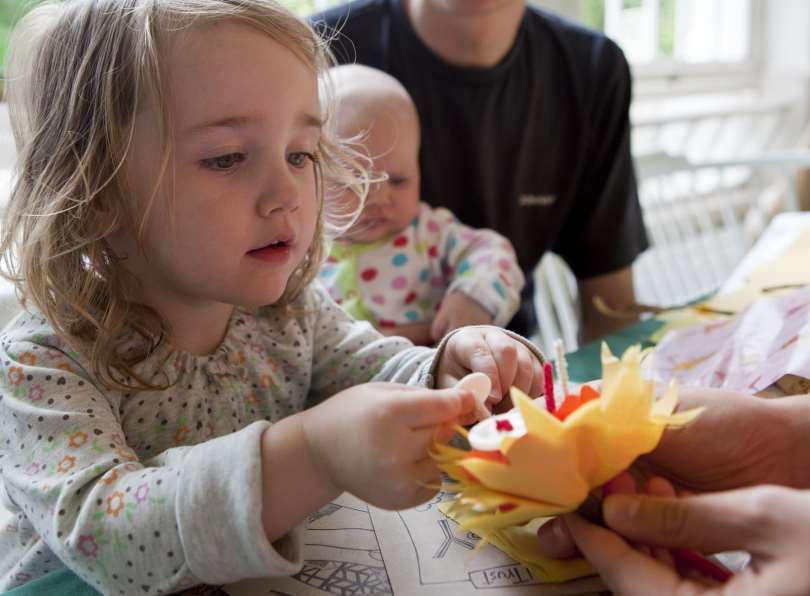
left=432, top=344, right=703, bottom=532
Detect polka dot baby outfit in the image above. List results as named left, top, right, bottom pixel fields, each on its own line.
left=0, top=283, right=440, bottom=594
left=319, top=203, right=525, bottom=330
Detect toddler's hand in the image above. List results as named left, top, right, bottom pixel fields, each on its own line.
left=302, top=383, right=475, bottom=510
left=437, top=326, right=544, bottom=424
left=431, top=292, right=493, bottom=342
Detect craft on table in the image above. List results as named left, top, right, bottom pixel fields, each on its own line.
left=432, top=344, right=703, bottom=533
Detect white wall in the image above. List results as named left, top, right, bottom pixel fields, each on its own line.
left=764, top=0, right=810, bottom=75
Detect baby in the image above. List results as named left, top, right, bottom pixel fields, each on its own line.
left=319, top=65, right=525, bottom=345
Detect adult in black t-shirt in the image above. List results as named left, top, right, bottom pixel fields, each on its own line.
left=310, top=0, right=648, bottom=340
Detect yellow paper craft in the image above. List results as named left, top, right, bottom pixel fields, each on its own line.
left=438, top=505, right=595, bottom=583
left=432, top=344, right=703, bottom=534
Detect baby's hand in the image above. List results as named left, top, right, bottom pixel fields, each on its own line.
left=431, top=292, right=493, bottom=342
left=302, top=383, right=475, bottom=510
left=437, top=326, right=545, bottom=424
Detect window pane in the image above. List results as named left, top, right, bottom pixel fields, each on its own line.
left=568, top=0, right=751, bottom=66
left=674, top=0, right=750, bottom=64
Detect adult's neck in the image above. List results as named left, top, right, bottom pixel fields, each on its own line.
left=401, top=0, right=526, bottom=68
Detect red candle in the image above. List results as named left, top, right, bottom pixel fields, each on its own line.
left=543, top=361, right=555, bottom=414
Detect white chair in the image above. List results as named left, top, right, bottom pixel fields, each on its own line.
left=532, top=252, right=580, bottom=355
left=531, top=150, right=810, bottom=352
left=633, top=150, right=810, bottom=307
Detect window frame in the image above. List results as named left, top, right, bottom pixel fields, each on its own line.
left=563, top=0, right=764, bottom=97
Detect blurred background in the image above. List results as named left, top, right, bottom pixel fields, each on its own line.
left=2, top=0, right=810, bottom=346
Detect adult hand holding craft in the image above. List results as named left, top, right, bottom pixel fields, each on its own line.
left=538, top=387, right=810, bottom=549
left=554, top=474, right=810, bottom=595
left=535, top=388, right=810, bottom=593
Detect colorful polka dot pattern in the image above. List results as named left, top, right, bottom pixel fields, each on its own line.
left=320, top=203, right=526, bottom=329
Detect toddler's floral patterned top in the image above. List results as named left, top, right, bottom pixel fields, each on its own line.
left=0, top=284, right=438, bottom=594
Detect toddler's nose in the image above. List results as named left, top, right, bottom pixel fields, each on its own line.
left=257, top=172, right=301, bottom=217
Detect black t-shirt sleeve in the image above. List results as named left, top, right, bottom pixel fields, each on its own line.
left=553, top=39, right=648, bottom=279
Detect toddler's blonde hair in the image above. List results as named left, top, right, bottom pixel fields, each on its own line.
left=1, top=0, right=367, bottom=390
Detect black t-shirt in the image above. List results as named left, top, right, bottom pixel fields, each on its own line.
left=310, top=0, right=648, bottom=334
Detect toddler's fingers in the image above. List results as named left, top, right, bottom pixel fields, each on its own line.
left=482, top=330, right=525, bottom=398
left=528, top=357, right=545, bottom=398
left=432, top=422, right=458, bottom=445
left=487, top=335, right=517, bottom=400
left=410, top=424, right=464, bottom=460
left=510, top=344, right=537, bottom=396
left=452, top=333, right=504, bottom=399
left=410, top=457, right=442, bottom=490
left=399, top=388, right=475, bottom=429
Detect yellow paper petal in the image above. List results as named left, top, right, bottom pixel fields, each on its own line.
left=440, top=503, right=594, bottom=584
left=432, top=344, right=703, bottom=536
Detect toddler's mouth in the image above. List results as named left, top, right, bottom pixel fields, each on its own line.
left=247, top=237, right=294, bottom=262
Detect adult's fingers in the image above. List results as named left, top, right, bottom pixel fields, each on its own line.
left=602, top=486, right=794, bottom=555
left=536, top=517, right=579, bottom=559
left=602, top=472, right=637, bottom=497
left=646, top=476, right=678, bottom=498
left=537, top=473, right=635, bottom=558
left=564, top=513, right=685, bottom=596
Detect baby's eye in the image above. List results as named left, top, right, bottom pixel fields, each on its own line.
left=388, top=176, right=408, bottom=187
left=288, top=152, right=317, bottom=169
left=201, top=153, right=246, bottom=171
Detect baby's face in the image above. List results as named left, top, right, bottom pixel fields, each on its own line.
left=340, top=107, right=421, bottom=243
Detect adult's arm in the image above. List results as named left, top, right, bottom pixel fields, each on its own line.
left=578, top=266, right=637, bottom=342
left=554, top=40, right=647, bottom=330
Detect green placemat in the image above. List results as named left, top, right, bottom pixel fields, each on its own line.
left=2, top=568, right=99, bottom=596
left=566, top=317, right=665, bottom=383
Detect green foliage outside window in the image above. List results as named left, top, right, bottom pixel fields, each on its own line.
left=1, top=0, right=42, bottom=70
left=580, top=0, right=675, bottom=59
left=0, top=0, right=340, bottom=79
left=658, top=0, right=675, bottom=57
left=580, top=0, right=605, bottom=31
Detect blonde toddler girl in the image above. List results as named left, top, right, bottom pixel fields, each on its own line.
left=0, top=1, right=545, bottom=593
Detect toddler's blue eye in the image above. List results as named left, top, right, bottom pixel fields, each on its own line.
left=289, top=152, right=317, bottom=168
left=202, top=153, right=245, bottom=170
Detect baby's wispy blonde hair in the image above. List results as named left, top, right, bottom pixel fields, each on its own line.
left=1, top=0, right=368, bottom=390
